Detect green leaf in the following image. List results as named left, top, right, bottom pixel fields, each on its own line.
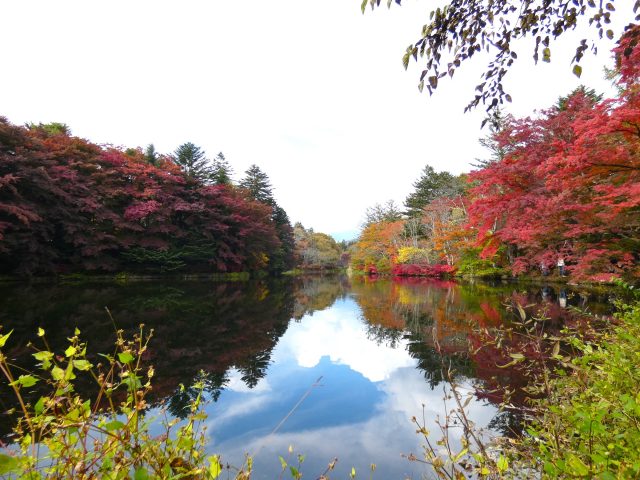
left=134, top=467, right=150, bottom=480
left=289, top=466, right=300, bottom=478
left=122, top=374, right=142, bottom=390
left=51, top=366, right=65, bottom=381
left=573, top=64, right=583, bottom=78
left=0, top=454, right=19, bottom=474
left=37, top=327, right=45, bottom=337
left=361, top=0, right=368, bottom=14
left=279, top=455, right=287, bottom=470
left=34, top=396, right=46, bottom=415
left=0, top=330, right=13, bottom=348
left=542, top=47, right=551, bottom=62
left=566, top=454, right=589, bottom=476
left=497, top=454, right=509, bottom=472
left=509, top=353, right=525, bottom=360
left=12, top=375, right=38, bottom=388
left=33, top=350, right=53, bottom=361
left=64, top=361, right=76, bottom=381
left=453, top=448, right=469, bottom=462
left=65, top=345, right=77, bottom=357
left=73, top=359, right=92, bottom=371
left=33, top=350, right=54, bottom=370
left=118, top=351, right=135, bottom=364
left=208, top=455, right=222, bottom=479
left=105, top=420, right=125, bottom=432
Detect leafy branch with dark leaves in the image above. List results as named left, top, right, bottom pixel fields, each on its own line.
left=363, top=0, right=638, bottom=113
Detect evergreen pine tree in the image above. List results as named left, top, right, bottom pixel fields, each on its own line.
left=404, top=166, right=464, bottom=217
left=270, top=205, right=296, bottom=272
left=239, top=165, right=295, bottom=272
left=239, top=164, right=274, bottom=205
left=211, top=152, right=233, bottom=185
left=144, top=144, right=160, bottom=166
left=172, top=142, right=213, bottom=183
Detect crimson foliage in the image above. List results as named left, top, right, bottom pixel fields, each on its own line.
left=468, top=28, right=640, bottom=281
left=392, top=264, right=456, bottom=277
left=0, top=119, right=281, bottom=275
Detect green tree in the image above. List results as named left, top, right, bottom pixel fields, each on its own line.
left=293, top=223, right=342, bottom=268
left=144, top=143, right=160, bottom=166
left=270, top=205, right=296, bottom=272
left=211, top=152, right=233, bottom=185
left=363, top=0, right=631, bottom=112
left=239, top=165, right=295, bottom=272
left=239, top=164, right=274, bottom=205
left=172, top=142, right=213, bottom=182
left=26, top=122, right=71, bottom=136
left=404, top=166, right=465, bottom=217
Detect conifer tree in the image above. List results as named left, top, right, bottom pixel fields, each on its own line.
left=211, top=152, right=233, bottom=185
left=172, top=142, right=213, bottom=183
left=144, top=144, right=159, bottom=166
left=239, top=165, right=295, bottom=272
left=239, top=164, right=274, bottom=205
left=270, top=205, right=296, bottom=272
left=404, top=166, right=464, bottom=217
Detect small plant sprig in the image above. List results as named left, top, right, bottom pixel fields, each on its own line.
left=0, top=313, right=224, bottom=479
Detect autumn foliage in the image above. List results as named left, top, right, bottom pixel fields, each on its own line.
left=351, top=30, right=640, bottom=282
left=0, top=120, right=283, bottom=275
left=469, top=31, right=640, bottom=281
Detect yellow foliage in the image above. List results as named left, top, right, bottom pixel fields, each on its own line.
left=396, top=246, right=431, bottom=264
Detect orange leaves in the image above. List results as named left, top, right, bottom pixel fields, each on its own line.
left=420, top=196, right=473, bottom=266
left=351, top=220, right=404, bottom=272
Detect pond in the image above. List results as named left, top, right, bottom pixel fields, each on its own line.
left=0, top=276, right=616, bottom=478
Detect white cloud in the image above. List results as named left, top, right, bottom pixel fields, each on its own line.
left=275, top=299, right=415, bottom=382
left=225, top=368, right=271, bottom=394
left=208, top=362, right=498, bottom=479
left=205, top=390, right=274, bottom=429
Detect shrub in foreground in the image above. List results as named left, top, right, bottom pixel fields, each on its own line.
left=0, top=322, right=229, bottom=479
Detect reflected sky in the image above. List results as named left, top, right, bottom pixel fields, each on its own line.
left=1, top=277, right=612, bottom=476
left=203, top=296, right=498, bottom=479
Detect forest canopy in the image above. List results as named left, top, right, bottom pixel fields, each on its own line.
left=0, top=122, right=295, bottom=276
left=349, top=25, right=640, bottom=282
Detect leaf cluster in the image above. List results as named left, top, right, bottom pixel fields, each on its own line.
left=0, top=321, right=232, bottom=479
left=363, top=0, right=636, bottom=112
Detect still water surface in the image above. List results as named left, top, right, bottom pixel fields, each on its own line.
left=0, top=276, right=614, bottom=478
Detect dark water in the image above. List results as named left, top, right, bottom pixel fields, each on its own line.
left=0, top=276, right=615, bottom=478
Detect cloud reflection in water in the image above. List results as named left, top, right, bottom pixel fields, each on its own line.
left=204, top=296, right=497, bottom=479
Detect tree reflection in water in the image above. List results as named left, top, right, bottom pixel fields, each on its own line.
left=351, top=276, right=614, bottom=436
left=0, top=275, right=613, bottom=441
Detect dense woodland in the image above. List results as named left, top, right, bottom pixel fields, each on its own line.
left=350, top=31, right=640, bottom=283
left=0, top=123, right=296, bottom=276
left=2, top=32, right=639, bottom=282
left=0, top=119, right=350, bottom=277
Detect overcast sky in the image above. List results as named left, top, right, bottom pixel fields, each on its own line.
left=0, top=1, right=630, bottom=240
